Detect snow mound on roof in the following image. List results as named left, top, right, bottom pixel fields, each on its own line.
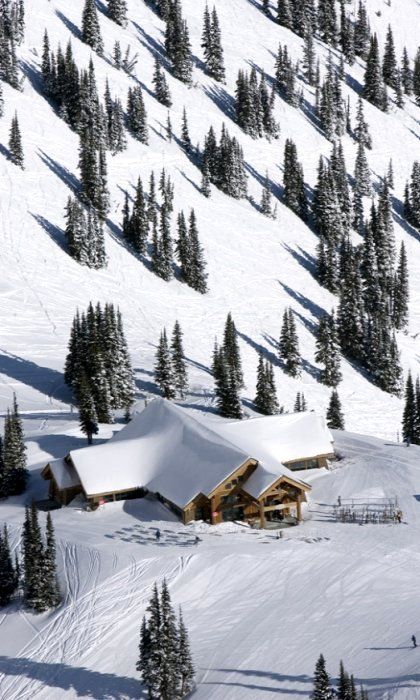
left=70, top=399, right=250, bottom=507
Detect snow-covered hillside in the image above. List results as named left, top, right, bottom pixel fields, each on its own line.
left=2, top=422, right=420, bottom=699
left=0, top=0, right=419, bottom=437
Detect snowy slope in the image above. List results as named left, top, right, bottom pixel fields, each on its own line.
left=0, top=0, right=419, bottom=437
left=2, top=422, right=420, bottom=698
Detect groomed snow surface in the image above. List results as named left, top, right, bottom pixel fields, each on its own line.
left=1, top=417, right=420, bottom=699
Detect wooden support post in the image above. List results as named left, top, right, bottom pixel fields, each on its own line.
left=297, top=495, right=302, bottom=523
left=259, top=501, right=266, bottom=529
left=210, top=497, right=217, bottom=525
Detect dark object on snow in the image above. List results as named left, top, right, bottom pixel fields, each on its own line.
left=155, top=528, right=161, bottom=541
left=412, top=635, right=417, bottom=648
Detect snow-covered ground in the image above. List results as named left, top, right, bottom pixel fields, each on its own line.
left=2, top=422, right=420, bottom=699
left=0, top=0, right=419, bottom=436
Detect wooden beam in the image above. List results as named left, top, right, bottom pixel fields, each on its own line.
left=259, top=502, right=266, bottom=529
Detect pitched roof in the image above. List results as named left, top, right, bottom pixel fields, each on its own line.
left=68, top=400, right=333, bottom=506
left=69, top=399, right=250, bottom=507
left=194, top=411, right=334, bottom=498
left=45, top=458, right=81, bottom=491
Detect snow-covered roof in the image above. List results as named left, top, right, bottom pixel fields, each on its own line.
left=68, top=400, right=333, bottom=506
left=70, top=399, right=251, bottom=507
left=194, top=411, right=334, bottom=498
left=47, top=458, right=81, bottom=491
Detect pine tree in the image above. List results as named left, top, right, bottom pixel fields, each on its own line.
left=223, top=313, right=244, bottom=387
left=8, top=112, right=23, bottom=168
left=171, top=321, right=188, bottom=399
left=181, top=107, right=191, bottom=152
left=0, top=525, right=18, bottom=606
left=107, top=0, right=127, bottom=26
left=81, top=0, right=103, bottom=54
left=393, top=242, right=409, bottom=331
left=354, top=96, right=372, bottom=149
left=402, top=372, right=420, bottom=443
left=155, top=329, right=176, bottom=399
left=153, top=57, right=172, bottom=107
left=126, top=86, right=148, bottom=144
left=277, top=0, right=293, bottom=29
left=22, top=503, right=46, bottom=612
left=260, top=172, right=273, bottom=217
left=159, top=579, right=179, bottom=697
left=2, top=397, right=28, bottom=496
left=76, top=372, right=99, bottom=444
left=363, top=34, right=387, bottom=111
left=254, top=354, right=279, bottom=415
left=202, top=6, right=225, bottom=82
left=279, top=308, right=301, bottom=377
left=283, top=139, right=307, bottom=221
left=215, top=354, right=242, bottom=419
left=315, top=312, right=342, bottom=387
left=337, top=661, right=351, bottom=700
left=318, top=0, right=337, bottom=47
left=401, top=47, right=413, bottom=95
left=187, top=209, right=208, bottom=294
left=326, top=390, right=345, bottom=430
left=353, top=140, right=371, bottom=199
left=178, top=608, right=195, bottom=697
left=382, top=25, right=398, bottom=91
left=166, top=1, right=193, bottom=84
left=43, top=512, right=61, bottom=609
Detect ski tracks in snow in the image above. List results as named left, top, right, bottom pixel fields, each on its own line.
left=0, top=542, right=191, bottom=700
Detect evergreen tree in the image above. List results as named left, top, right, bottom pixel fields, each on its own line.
left=171, top=321, right=188, bottom=398
left=337, top=661, right=351, bottom=700
left=326, top=390, right=345, bottom=430
left=178, top=608, right=195, bottom=697
left=402, top=372, right=420, bottom=443
left=81, top=0, right=103, bottom=55
left=181, top=106, right=191, bottom=153
left=382, top=25, right=398, bottom=90
left=254, top=353, right=279, bottom=415
left=279, top=308, right=301, bottom=377
left=2, top=397, right=28, bottom=496
left=215, top=352, right=242, bottom=419
left=43, top=512, right=61, bottom=609
left=223, top=312, right=244, bottom=387
left=159, top=579, right=180, bottom=697
left=8, top=112, right=23, bottom=168
left=126, top=86, right=148, bottom=144
left=77, top=372, right=99, bottom=444
left=363, top=34, right=387, bottom=111
left=165, top=0, right=193, bottom=84
left=401, top=47, right=413, bottom=95
left=155, top=329, right=176, bottom=399
left=0, top=524, right=18, bottom=606
left=187, top=209, right=208, bottom=294
left=353, top=140, right=371, bottom=197
left=202, top=5, right=225, bottom=82
left=283, top=139, right=307, bottom=221
left=107, top=0, right=127, bottom=26
left=318, top=0, right=337, bottom=46
left=315, top=312, right=342, bottom=387
left=22, top=503, right=46, bottom=612
left=354, top=1, right=370, bottom=60
left=393, top=242, right=409, bottom=331
left=153, top=58, right=172, bottom=108
left=354, top=96, right=372, bottom=149
left=277, top=0, right=293, bottom=29
left=260, top=172, right=273, bottom=217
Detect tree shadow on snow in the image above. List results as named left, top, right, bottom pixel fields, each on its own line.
left=0, top=656, right=145, bottom=699
left=32, top=433, right=107, bottom=459
left=237, top=330, right=279, bottom=367
left=31, top=214, right=67, bottom=253
left=202, top=84, right=236, bottom=121
left=0, top=351, right=71, bottom=404
left=282, top=243, right=317, bottom=279
left=55, top=10, right=82, bottom=41
left=38, top=150, right=80, bottom=193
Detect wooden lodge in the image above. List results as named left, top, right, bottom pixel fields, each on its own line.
left=42, top=399, right=334, bottom=528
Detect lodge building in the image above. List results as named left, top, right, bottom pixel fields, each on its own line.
left=42, top=399, right=335, bottom=527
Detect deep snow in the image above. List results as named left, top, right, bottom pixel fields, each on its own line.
left=0, top=0, right=419, bottom=436
left=2, top=418, right=420, bottom=698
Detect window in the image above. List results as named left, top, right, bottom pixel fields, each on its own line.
left=225, top=482, right=232, bottom=490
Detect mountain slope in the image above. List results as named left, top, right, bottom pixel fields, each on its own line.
left=1, top=0, right=420, bottom=437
